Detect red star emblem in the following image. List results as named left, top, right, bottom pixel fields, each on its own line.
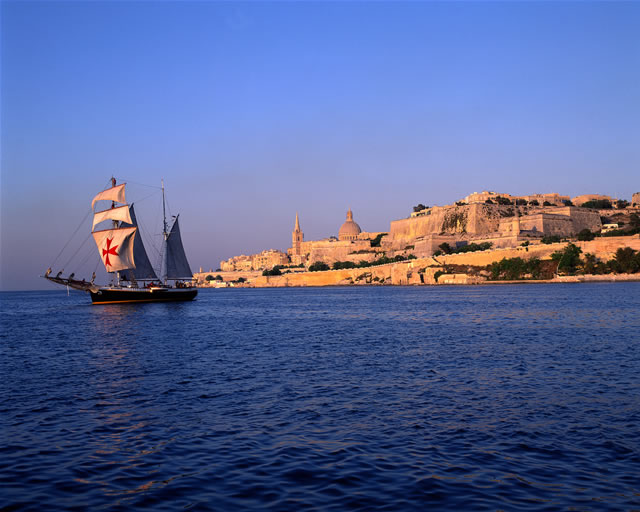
left=102, top=237, right=119, bottom=268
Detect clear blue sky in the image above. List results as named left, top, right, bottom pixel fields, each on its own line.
left=2, top=1, right=639, bottom=290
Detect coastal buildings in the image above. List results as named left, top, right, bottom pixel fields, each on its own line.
left=214, top=190, right=638, bottom=278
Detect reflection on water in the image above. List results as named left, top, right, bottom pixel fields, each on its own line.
left=0, top=284, right=639, bottom=510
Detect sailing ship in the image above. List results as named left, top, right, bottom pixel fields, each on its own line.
left=44, top=178, right=198, bottom=304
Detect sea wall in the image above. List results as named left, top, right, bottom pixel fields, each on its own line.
left=248, top=235, right=640, bottom=288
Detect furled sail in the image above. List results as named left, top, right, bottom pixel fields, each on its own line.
left=92, top=205, right=132, bottom=231
left=119, top=204, right=159, bottom=281
left=92, top=183, right=126, bottom=210
left=92, top=227, right=137, bottom=272
left=164, top=216, right=193, bottom=279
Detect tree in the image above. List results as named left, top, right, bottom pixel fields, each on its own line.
left=529, top=200, right=540, bottom=206
left=308, top=261, right=330, bottom=272
left=515, top=199, right=527, bottom=206
left=583, top=253, right=598, bottom=274
left=577, top=229, right=595, bottom=241
left=630, top=214, right=640, bottom=228
left=551, top=243, right=582, bottom=275
left=495, top=196, right=512, bottom=205
left=485, top=199, right=494, bottom=204
left=613, top=247, right=639, bottom=273
left=616, top=199, right=629, bottom=209
left=237, top=277, right=246, bottom=283
left=205, top=275, right=214, bottom=281
left=215, top=275, right=223, bottom=281
left=413, top=204, right=427, bottom=212
left=562, top=199, right=574, bottom=206
left=370, top=233, right=387, bottom=248
left=262, top=267, right=282, bottom=276
left=488, top=257, right=529, bottom=280
left=438, top=242, right=453, bottom=255
left=582, top=199, right=612, bottom=209
left=541, top=235, right=562, bottom=244
left=543, top=201, right=552, bottom=206
left=333, top=261, right=356, bottom=270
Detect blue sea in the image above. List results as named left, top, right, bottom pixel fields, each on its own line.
left=1, top=284, right=639, bottom=511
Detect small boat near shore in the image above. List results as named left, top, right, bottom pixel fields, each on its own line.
left=44, top=178, right=197, bottom=304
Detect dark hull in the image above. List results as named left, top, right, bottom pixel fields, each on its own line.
left=90, top=287, right=197, bottom=304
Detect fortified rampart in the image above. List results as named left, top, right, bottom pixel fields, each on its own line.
left=247, top=236, right=640, bottom=288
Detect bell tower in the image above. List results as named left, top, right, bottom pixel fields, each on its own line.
left=292, top=212, right=303, bottom=256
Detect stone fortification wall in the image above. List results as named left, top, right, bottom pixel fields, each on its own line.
left=389, top=204, right=602, bottom=249
left=194, top=270, right=261, bottom=284
left=389, top=203, right=509, bottom=241
left=251, top=236, right=640, bottom=288
left=633, top=193, right=640, bottom=207
left=562, top=207, right=602, bottom=233
left=435, top=235, right=640, bottom=267
left=519, top=213, right=573, bottom=236
left=575, top=235, right=640, bottom=260
left=253, top=258, right=438, bottom=287
left=305, top=239, right=372, bottom=265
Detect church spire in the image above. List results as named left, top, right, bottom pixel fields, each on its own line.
left=292, top=212, right=303, bottom=257
left=346, top=208, right=353, bottom=221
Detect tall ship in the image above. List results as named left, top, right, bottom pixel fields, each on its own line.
left=44, top=178, right=198, bottom=304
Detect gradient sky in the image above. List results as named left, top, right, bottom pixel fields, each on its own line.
left=2, top=1, right=639, bottom=290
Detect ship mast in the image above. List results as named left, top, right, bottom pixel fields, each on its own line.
left=112, top=176, right=120, bottom=286
left=162, top=179, right=168, bottom=285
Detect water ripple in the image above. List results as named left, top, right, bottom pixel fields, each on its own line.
left=1, top=284, right=639, bottom=510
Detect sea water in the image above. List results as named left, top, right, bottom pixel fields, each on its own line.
left=1, top=284, right=639, bottom=510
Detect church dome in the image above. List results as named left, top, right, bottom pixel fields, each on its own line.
left=338, top=209, right=362, bottom=241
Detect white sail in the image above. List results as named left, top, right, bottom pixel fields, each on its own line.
left=92, top=205, right=132, bottom=231
left=91, top=184, right=126, bottom=210
left=92, top=227, right=137, bottom=272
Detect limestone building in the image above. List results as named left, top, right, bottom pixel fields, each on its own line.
left=221, top=249, right=289, bottom=272
left=287, top=210, right=382, bottom=267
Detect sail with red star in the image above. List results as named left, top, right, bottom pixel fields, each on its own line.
left=92, top=227, right=136, bottom=272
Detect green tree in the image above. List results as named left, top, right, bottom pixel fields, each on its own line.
left=205, top=275, right=214, bottom=281
left=308, top=261, right=330, bottom=272
left=577, top=229, right=595, bottom=241
left=215, top=275, right=223, bottom=281
left=439, top=242, right=453, bottom=255
left=412, top=204, right=427, bottom=212
left=582, top=253, right=598, bottom=274
left=562, top=199, right=573, bottom=206
left=333, top=261, right=357, bottom=270
left=529, top=200, right=540, bottom=206
left=370, top=233, right=387, bottom=247
left=551, top=243, right=582, bottom=275
left=581, top=199, right=612, bottom=209
left=630, top=213, right=640, bottom=228
left=613, top=247, right=639, bottom=273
